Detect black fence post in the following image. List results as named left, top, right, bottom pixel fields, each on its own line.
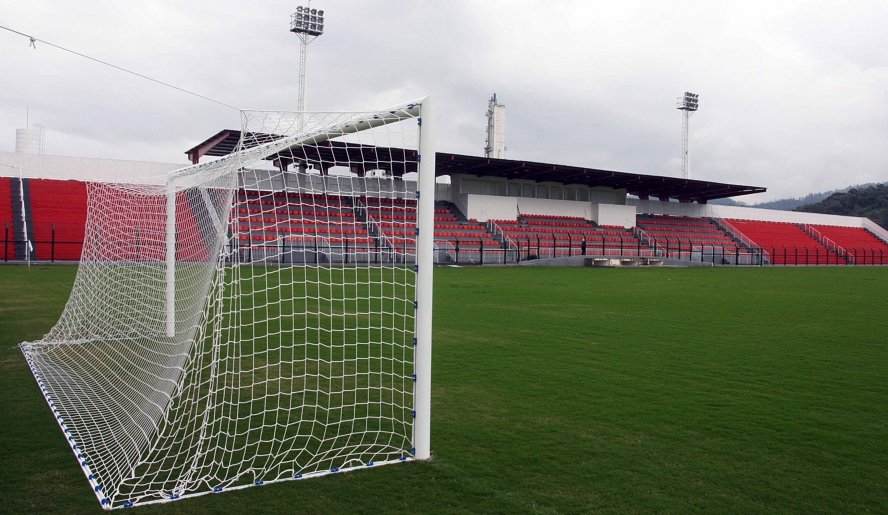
left=666, top=238, right=670, bottom=258
left=5, top=221, right=9, bottom=262
left=601, top=236, right=606, bottom=256
left=480, top=238, right=484, bottom=265
left=536, top=235, right=540, bottom=258
left=516, top=239, right=521, bottom=263
left=619, top=235, right=624, bottom=256
left=455, top=238, right=460, bottom=263
left=552, top=233, right=557, bottom=258
left=568, top=233, right=572, bottom=257
left=345, top=237, right=350, bottom=264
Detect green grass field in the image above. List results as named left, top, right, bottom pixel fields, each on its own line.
left=2, top=265, right=887, bottom=514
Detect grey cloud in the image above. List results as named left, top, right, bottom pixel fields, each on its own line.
left=2, top=0, right=887, bottom=200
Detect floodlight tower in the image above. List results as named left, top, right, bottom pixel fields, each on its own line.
left=677, top=92, right=699, bottom=179
left=484, top=94, right=506, bottom=159
left=290, top=3, right=325, bottom=114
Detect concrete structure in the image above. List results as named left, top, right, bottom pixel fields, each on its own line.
left=0, top=151, right=184, bottom=185
left=15, top=128, right=43, bottom=155
left=484, top=94, right=506, bottom=159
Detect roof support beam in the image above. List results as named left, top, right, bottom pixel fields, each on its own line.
left=186, top=130, right=234, bottom=164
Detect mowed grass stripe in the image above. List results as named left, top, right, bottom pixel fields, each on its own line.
left=1, top=265, right=886, bottom=513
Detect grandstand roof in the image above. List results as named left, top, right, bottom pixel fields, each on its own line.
left=185, top=130, right=766, bottom=202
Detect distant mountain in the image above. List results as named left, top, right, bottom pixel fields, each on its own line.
left=795, top=184, right=888, bottom=230
left=711, top=182, right=884, bottom=211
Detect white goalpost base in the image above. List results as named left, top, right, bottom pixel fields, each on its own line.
left=20, top=98, right=435, bottom=509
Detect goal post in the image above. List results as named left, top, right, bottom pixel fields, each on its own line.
left=21, top=97, right=436, bottom=509
left=165, top=178, right=176, bottom=337
left=413, top=95, right=435, bottom=460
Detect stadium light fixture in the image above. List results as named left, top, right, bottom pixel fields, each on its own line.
left=290, top=6, right=325, bottom=36
left=290, top=2, right=325, bottom=118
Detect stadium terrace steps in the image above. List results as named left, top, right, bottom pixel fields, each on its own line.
left=726, top=219, right=842, bottom=265
left=9, top=178, right=35, bottom=260
left=7, top=180, right=886, bottom=266
left=234, top=190, right=374, bottom=252
left=493, top=214, right=642, bottom=257
left=437, top=201, right=469, bottom=223
left=634, top=215, right=760, bottom=263
left=234, top=191, right=501, bottom=255
left=807, top=225, right=888, bottom=264
left=429, top=203, right=497, bottom=249
left=1, top=178, right=12, bottom=258
left=636, top=215, right=739, bottom=248
left=28, top=179, right=88, bottom=261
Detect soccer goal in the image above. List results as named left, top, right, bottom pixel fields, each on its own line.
left=20, top=97, right=436, bottom=509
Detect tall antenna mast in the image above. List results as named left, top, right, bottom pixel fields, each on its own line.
left=484, top=94, right=506, bottom=159
left=676, top=91, right=699, bottom=179
left=290, top=3, right=325, bottom=114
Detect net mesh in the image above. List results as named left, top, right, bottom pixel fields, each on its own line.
left=20, top=104, right=425, bottom=509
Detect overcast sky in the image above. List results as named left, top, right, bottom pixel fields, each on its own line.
left=2, top=0, right=887, bottom=201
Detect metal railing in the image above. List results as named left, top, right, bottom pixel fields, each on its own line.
left=4, top=221, right=885, bottom=266
left=486, top=218, right=518, bottom=250
left=763, top=245, right=887, bottom=266
left=711, top=217, right=771, bottom=264
left=434, top=240, right=456, bottom=264
left=634, top=227, right=666, bottom=258
left=801, top=224, right=853, bottom=264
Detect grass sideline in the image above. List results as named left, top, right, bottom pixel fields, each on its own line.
left=1, top=265, right=886, bottom=513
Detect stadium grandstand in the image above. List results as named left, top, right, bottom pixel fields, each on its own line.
left=1, top=132, right=887, bottom=266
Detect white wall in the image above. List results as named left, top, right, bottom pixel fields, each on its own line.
left=461, top=194, right=640, bottom=225
left=589, top=187, right=628, bottom=205
left=435, top=183, right=451, bottom=202
left=466, top=195, right=518, bottom=221
left=455, top=194, right=886, bottom=244
left=517, top=197, right=591, bottom=219
left=628, top=198, right=869, bottom=228
left=450, top=174, right=470, bottom=219
left=0, top=151, right=183, bottom=185
left=592, top=204, right=636, bottom=228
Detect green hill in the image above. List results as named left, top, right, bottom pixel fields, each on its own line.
left=795, top=184, right=888, bottom=230
left=711, top=182, right=883, bottom=211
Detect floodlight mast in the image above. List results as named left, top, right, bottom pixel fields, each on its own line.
left=676, top=92, right=699, bottom=180
left=290, top=3, right=325, bottom=116
left=484, top=94, right=506, bottom=158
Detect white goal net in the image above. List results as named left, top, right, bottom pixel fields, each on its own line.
left=19, top=98, right=436, bottom=509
